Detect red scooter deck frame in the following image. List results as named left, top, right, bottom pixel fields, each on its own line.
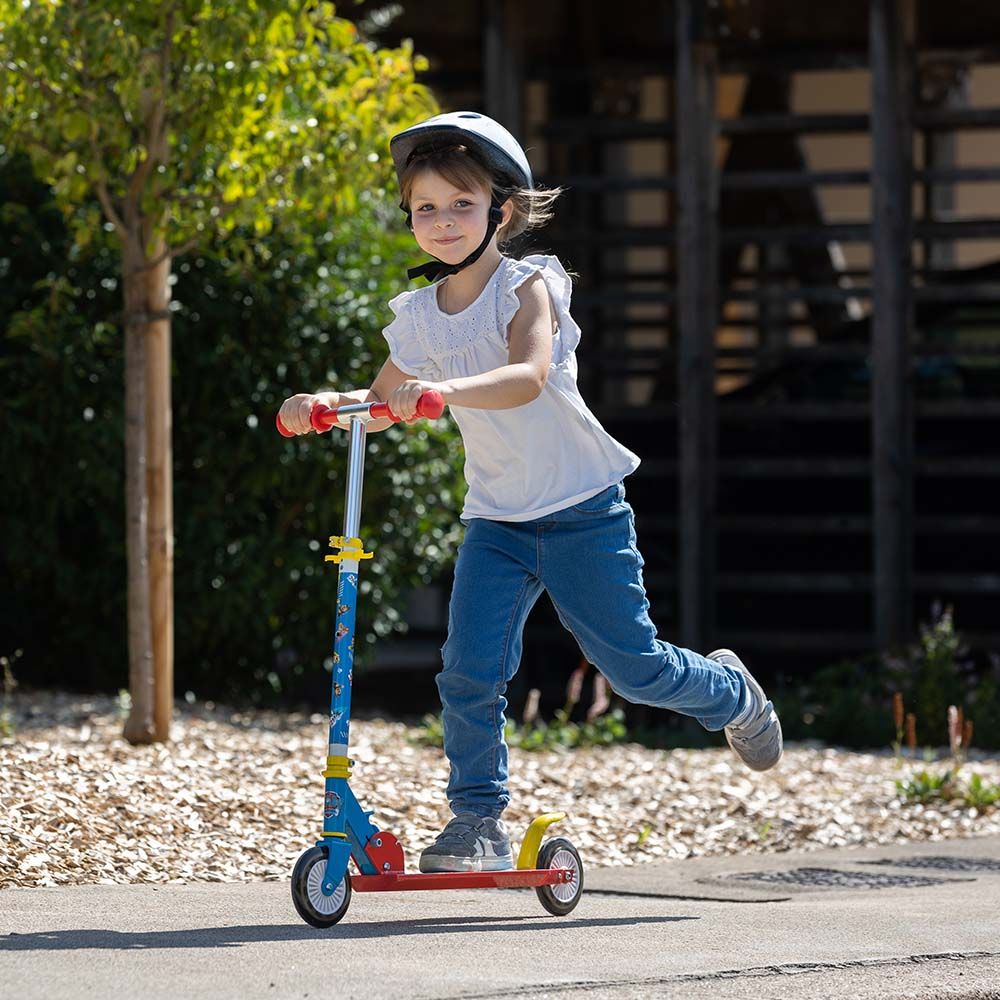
left=351, top=867, right=575, bottom=893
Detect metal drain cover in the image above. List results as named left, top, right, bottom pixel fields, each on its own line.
left=862, top=855, right=1000, bottom=874
left=709, top=866, right=966, bottom=891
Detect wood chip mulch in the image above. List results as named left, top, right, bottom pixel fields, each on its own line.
left=3, top=691, right=1000, bottom=888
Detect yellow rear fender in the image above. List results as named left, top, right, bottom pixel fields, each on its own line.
left=516, top=812, right=566, bottom=870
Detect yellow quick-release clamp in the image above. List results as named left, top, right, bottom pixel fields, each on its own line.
left=322, top=755, right=353, bottom=780
left=325, top=535, right=374, bottom=565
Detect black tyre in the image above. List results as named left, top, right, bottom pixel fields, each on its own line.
left=291, top=846, right=352, bottom=928
left=535, top=837, right=583, bottom=916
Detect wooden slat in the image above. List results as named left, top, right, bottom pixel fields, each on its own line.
left=629, top=457, right=1000, bottom=479
left=546, top=165, right=1000, bottom=193
left=718, top=44, right=1000, bottom=74
left=548, top=218, right=1000, bottom=247
left=706, top=631, right=873, bottom=652
left=542, top=107, right=1000, bottom=142
left=598, top=400, right=1000, bottom=423
left=575, top=283, right=1000, bottom=308
left=716, top=573, right=1000, bottom=594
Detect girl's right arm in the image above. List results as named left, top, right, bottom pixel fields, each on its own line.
left=278, top=357, right=418, bottom=435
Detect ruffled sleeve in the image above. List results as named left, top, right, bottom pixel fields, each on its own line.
left=500, top=254, right=582, bottom=367
left=381, top=289, right=435, bottom=378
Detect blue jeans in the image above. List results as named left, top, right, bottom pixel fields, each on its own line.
left=437, top=481, right=750, bottom=818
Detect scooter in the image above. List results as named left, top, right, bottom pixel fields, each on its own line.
left=276, top=391, right=583, bottom=927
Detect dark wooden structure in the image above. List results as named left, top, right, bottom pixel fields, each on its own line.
left=358, top=0, right=1000, bottom=678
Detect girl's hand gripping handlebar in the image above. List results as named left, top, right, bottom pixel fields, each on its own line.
left=275, top=390, right=445, bottom=437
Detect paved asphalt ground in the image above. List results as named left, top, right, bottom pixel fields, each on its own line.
left=2, top=835, right=1000, bottom=1000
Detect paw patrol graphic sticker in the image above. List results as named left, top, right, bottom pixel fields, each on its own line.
left=324, top=790, right=342, bottom=819
left=336, top=622, right=349, bottom=640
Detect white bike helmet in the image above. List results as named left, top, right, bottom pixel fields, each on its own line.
left=389, top=112, right=533, bottom=283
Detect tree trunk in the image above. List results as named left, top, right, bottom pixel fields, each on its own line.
left=122, top=239, right=156, bottom=745
left=145, top=237, right=174, bottom=742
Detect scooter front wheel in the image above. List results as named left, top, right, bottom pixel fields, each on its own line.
left=291, top=846, right=352, bottom=927
left=535, top=837, right=584, bottom=916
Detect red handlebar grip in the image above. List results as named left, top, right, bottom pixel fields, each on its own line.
left=415, top=390, right=446, bottom=419
left=309, top=391, right=445, bottom=432
left=276, top=414, right=295, bottom=437
left=310, top=404, right=337, bottom=432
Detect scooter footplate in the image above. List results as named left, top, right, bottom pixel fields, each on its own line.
left=350, top=868, right=574, bottom=892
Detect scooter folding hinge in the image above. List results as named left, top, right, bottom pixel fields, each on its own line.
left=325, top=535, right=374, bottom=565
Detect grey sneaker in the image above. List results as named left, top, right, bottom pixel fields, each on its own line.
left=418, top=814, right=514, bottom=873
left=709, top=648, right=783, bottom=772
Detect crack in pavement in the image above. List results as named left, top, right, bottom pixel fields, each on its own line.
left=440, top=950, right=1000, bottom=999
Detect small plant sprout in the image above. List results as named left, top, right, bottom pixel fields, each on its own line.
left=588, top=672, right=612, bottom=721
left=522, top=688, right=541, bottom=728
left=948, top=704, right=969, bottom=767
left=892, top=692, right=905, bottom=765
left=0, top=649, right=21, bottom=738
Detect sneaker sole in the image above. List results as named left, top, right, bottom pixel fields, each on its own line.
left=418, top=854, right=514, bottom=874
left=709, top=648, right=783, bottom=772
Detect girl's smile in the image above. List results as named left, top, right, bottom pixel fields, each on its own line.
left=409, top=172, right=491, bottom=261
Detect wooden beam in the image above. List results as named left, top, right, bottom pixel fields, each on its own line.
left=674, top=0, right=719, bottom=652
left=482, top=0, right=524, bottom=137
left=870, top=0, right=916, bottom=651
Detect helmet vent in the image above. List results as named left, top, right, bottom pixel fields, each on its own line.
left=458, top=113, right=482, bottom=118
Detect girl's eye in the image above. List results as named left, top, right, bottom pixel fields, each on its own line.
left=416, top=204, right=433, bottom=212
left=455, top=200, right=471, bottom=208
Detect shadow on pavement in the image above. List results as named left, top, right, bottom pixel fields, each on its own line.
left=0, top=913, right=698, bottom=950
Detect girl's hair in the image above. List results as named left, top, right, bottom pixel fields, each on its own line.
left=399, top=144, right=562, bottom=245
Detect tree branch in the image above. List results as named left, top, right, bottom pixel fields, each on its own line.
left=88, top=134, right=128, bottom=237
left=125, top=8, right=175, bottom=215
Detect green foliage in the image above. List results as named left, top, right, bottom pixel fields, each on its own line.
left=965, top=773, right=1000, bottom=810
left=895, top=768, right=958, bottom=804
left=415, top=707, right=630, bottom=753
left=0, top=0, right=435, bottom=258
left=0, top=150, right=464, bottom=703
left=775, top=603, right=1000, bottom=750
left=0, top=648, right=20, bottom=738
left=895, top=768, right=1000, bottom=811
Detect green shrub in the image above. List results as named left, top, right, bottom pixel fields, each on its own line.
left=896, top=768, right=1000, bottom=811
left=0, top=150, right=465, bottom=704
left=775, top=604, right=1000, bottom=750
left=415, top=706, right=629, bottom=753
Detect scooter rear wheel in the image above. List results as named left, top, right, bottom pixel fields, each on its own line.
left=291, top=846, right=352, bottom=927
left=535, top=837, right=584, bottom=916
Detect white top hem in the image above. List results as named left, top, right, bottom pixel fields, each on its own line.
left=460, top=460, right=640, bottom=522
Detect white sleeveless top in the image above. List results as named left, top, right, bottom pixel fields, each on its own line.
left=382, top=254, right=640, bottom=522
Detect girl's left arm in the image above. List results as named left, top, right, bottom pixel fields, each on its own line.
left=386, top=273, right=555, bottom=419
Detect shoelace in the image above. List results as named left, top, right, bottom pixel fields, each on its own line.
left=435, top=816, right=490, bottom=849
left=728, top=702, right=774, bottom=742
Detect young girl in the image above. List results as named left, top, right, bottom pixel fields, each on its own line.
left=279, top=111, right=782, bottom=874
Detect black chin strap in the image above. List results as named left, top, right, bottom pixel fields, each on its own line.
left=405, top=202, right=505, bottom=284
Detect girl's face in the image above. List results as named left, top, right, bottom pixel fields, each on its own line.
left=408, top=169, right=507, bottom=263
